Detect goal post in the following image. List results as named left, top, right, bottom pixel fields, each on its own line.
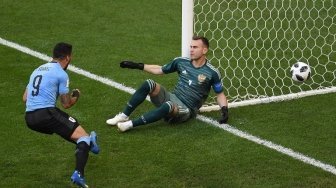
left=182, top=0, right=336, bottom=112
left=181, top=0, right=194, bottom=58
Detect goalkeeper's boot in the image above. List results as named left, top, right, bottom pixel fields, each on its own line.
left=106, top=112, right=129, bottom=125
left=71, top=170, right=89, bottom=188
left=89, top=131, right=100, bottom=154
left=117, top=120, right=133, bottom=132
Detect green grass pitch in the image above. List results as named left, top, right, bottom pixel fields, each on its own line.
left=0, top=0, right=335, bottom=187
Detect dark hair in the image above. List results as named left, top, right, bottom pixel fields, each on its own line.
left=53, top=42, right=72, bottom=59
left=192, top=36, right=209, bottom=48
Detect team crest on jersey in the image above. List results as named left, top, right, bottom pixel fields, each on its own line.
left=198, top=74, right=206, bottom=84
left=69, top=116, right=76, bottom=123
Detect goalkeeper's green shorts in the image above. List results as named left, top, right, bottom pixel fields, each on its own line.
left=150, top=85, right=191, bottom=124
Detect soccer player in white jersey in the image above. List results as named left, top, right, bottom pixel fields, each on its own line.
left=23, top=42, right=99, bottom=188
left=107, top=36, right=229, bottom=132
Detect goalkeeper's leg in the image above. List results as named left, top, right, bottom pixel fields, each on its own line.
left=132, top=101, right=174, bottom=126
left=107, top=79, right=161, bottom=126
left=117, top=101, right=175, bottom=132
left=123, top=79, right=157, bottom=116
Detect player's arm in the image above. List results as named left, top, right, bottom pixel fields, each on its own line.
left=120, top=60, right=163, bottom=75
left=213, top=79, right=229, bottom=124
left=216, top=92, right=229, bottom=124
left=23, top=88, right=27, bottom=103
left=60, top=89, right=80, bottom=109
left=216, top=92, right=228, bottom=107
left=143, top=64, right=163, bottom=75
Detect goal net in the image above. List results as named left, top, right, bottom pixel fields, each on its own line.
left=183, top=0, right=336, bottom=111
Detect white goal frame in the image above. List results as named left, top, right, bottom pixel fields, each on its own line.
left=182, top=0, right=336, bottom=112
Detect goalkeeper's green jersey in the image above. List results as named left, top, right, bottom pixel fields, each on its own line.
left=162, top=57, right=224, bottom=114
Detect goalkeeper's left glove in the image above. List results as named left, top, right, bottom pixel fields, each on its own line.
left=218, top=106, right=229, bottom=124
left=71, top=89, right=80, bottom=99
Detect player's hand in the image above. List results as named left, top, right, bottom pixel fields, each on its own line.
left=120, top=60, right=144, bottom=70
left=71, top=89, right=80, bottom=99
left=218, top=106, right=228, bottom=124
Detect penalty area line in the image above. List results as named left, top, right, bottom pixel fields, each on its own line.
left=1, top=36, right=335, bottom=176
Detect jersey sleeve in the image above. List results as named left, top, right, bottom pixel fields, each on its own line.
left=212, top=68, right=224, bottom=93
left=161, top=57, right=181, bottom=74
left=58, top=72, right=69, bottom=95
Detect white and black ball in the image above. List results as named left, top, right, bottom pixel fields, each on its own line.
left=290, top=62, right=311, bottom=82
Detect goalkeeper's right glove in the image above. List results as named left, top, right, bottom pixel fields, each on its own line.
left=120, top=60, right=144, bottom=70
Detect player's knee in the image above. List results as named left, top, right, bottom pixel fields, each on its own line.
left=146, top=79, right=157, bottom=94
left=163, top=101, right=175, bottom=114
left=154, top=101, right=174, bottom=116
left=71, top=126, right=89, bottom=141
left=140, top=79, right=156, bottom=93
left=162, top=102, right=180, bottom=123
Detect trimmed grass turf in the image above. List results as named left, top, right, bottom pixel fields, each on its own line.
left=0, top=0, right=335, bottom=187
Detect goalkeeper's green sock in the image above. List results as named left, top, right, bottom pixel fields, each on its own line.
left=132, top=101, right=173, bottom=126
left=123, top=79, right=156, bottom=116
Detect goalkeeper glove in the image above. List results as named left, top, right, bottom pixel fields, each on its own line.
left=120, top=60, right=144, bottom=70
left=218, top=106, right=229, bottom=124
left=71, top=89, right=80, bottom=98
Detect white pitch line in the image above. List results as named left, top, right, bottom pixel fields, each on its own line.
left=0, top=37, right=138, bottom=97
left=1, top=37, right=335, bottom=175
left=197, top=115, right=336, bottom=175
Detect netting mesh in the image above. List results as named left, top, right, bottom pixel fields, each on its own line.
left=193, top=0, right=336, bottom=104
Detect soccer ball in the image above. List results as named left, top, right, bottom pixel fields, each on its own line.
left=290, top=62, right=311, bottom=82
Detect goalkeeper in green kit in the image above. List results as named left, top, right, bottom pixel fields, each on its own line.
left=106, top=36, right=229, bottom=132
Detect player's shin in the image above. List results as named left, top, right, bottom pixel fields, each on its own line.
left=75, top=136, right=90, bottom=176
left=132, top=101, right=172, bottom=126
left=124, top=79, right=156, bottom=115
